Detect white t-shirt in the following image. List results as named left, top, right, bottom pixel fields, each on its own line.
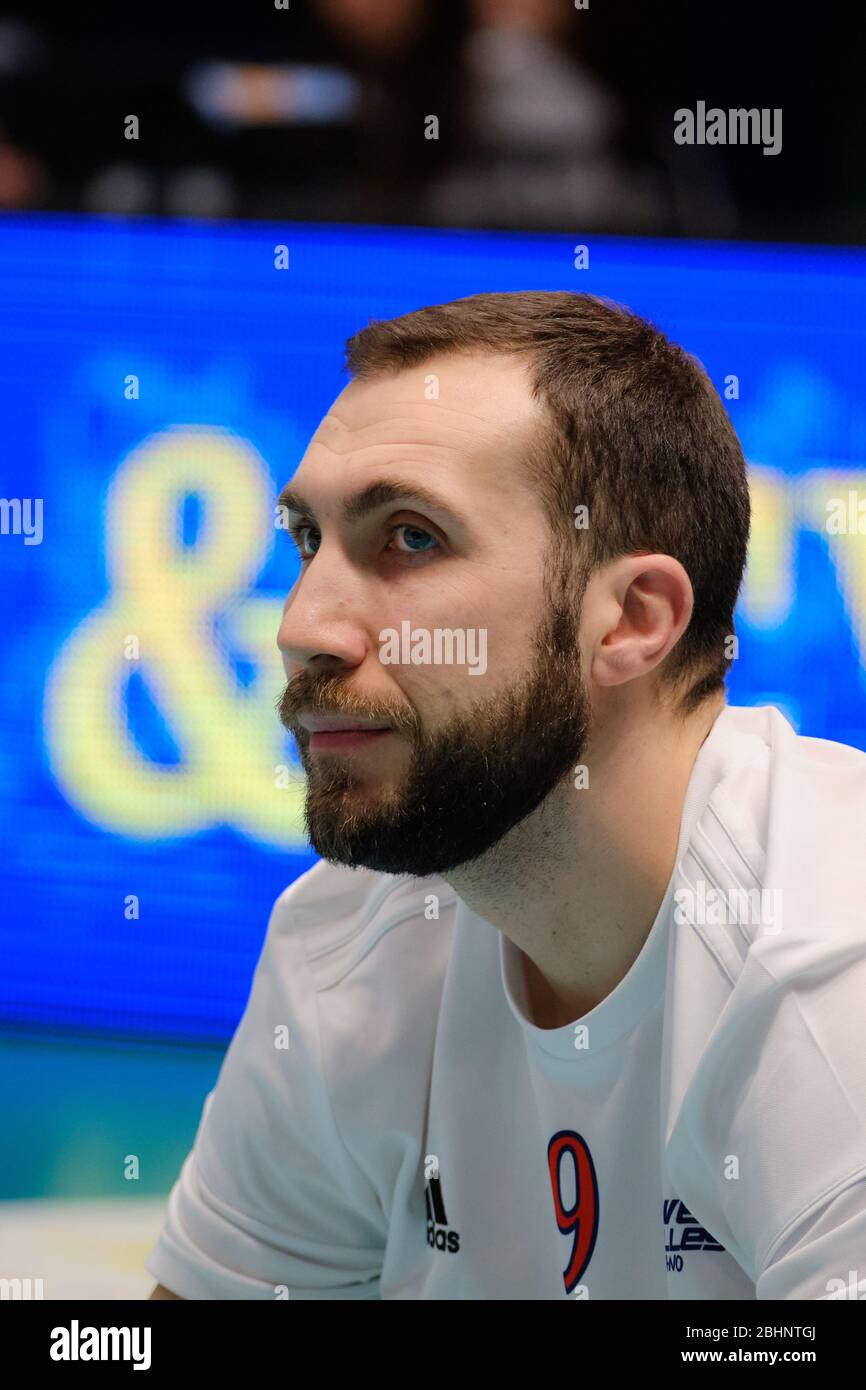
left=145, top=704, right=866, bottom=1300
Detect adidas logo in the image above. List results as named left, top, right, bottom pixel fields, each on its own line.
left=425, top=1156, right=461, bottom=1254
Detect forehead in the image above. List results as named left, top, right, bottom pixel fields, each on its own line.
left=303, top=350, right=545, bottom=477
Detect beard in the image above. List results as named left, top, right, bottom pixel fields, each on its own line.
left=276, top=577, right=592, bottom=878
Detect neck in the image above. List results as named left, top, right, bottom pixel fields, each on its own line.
left=443, top=690, right=726, bottom=1029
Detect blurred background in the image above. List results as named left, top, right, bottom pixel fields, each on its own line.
left=1, top=2, right=865, bottom=1299
left=0, top=0, right=862, bottom=241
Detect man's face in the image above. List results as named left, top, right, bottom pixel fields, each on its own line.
left=276, top=350, right=592, bottom=876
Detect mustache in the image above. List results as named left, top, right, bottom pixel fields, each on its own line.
left=275, top=673, right=420, bottom=736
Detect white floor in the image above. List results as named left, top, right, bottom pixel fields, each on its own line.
left=0, top=1196, right=168, bottom=1300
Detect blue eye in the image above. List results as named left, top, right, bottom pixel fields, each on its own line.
left=288, top=520, right=439, bottom=564
left=394, top=525, right=437, bottom=553
left=291, top=524, right=320, bottom=559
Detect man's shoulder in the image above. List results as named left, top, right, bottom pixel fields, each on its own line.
left=708, top=704, right=866, bottom=872
left=667, top=713, right=866, bottom=1283
left=676, top=707, right=866, bottom=958
left=266, top=859, right=460, bottom=991
left=721, top=702, right=866, bottom=774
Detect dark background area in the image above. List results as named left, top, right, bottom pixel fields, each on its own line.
left=0, top=2, right=857, bottom=242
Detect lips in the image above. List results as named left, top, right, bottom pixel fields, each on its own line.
left=307, top=727, right=393, bottom=752
left=298, top=713, right=392, bottom=734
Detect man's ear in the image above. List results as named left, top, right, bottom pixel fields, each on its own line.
left=588, top=555, right=694, bottom=689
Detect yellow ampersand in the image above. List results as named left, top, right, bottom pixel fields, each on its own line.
left=44, top=425, right=307, bottom=845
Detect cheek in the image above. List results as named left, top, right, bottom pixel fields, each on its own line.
left=373, top=572, right=542, bottom=685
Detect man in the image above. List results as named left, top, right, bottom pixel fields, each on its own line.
left=147, top=291, right=866, bottom=1300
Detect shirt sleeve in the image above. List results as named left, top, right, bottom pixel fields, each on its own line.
left=756, top=1177, right=866, bottom=1299
left=144, top=889, right=387, bottom=1299
left=667, top=917, right=866, bottom=1300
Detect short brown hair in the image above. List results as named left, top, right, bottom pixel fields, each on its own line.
left=344, top=291, right=750, bottom=715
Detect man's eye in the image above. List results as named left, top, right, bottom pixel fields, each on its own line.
left=288, top=521, right=439, bottom=563
left=391, top=524, right=438, bottom=554
left=291, top=524, right=320, bottom=560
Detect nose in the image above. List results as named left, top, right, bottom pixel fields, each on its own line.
left=276, top=561, right=371, bottom=678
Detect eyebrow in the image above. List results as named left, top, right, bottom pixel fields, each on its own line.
left=275, top=478, right=461, bottom=527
